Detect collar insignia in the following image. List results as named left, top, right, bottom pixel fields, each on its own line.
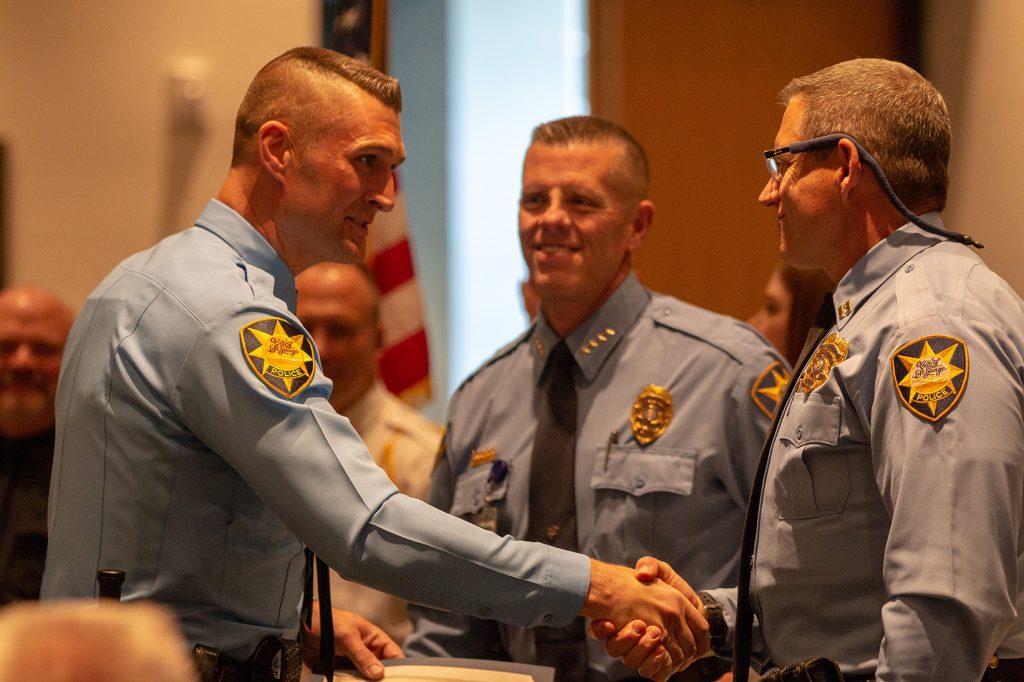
left=799, top=333, right=849, bottom=394
left=580, top=327, right=616, bottom=355
left=751, top=361, right=791, bottom=417
left=891, top=335, right=969, bottom=422
left=630, top=384, right=673, bottom=446
left=240, top=317, right=316, bottom=398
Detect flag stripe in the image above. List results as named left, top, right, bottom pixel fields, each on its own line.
left=379, top=328, right=431, bottom=396
left=372, top=238, right=415, bottom=296
left=379, top=279, right=427, bottom=347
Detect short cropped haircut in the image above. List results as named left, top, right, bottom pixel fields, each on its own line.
left=779, top=58, right=951, bottom=212
left=530, top=115, right=650, bottom=201
left=231, top=46, right=401, bottom=165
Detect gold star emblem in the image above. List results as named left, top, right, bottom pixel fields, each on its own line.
left=751, top=361, right=791, bottom=417
left=240, top=317, right=316, bottom=398
left=891, top=334, right=969, bottom=422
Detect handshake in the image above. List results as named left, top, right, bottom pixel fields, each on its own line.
left=582, top=556, right=717, bottom=682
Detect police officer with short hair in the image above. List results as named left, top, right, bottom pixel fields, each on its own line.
left=405, top=116, right=787, bottom=681
left=41, top=48, right=711, bottom=682
left=603, top=58, right=1024, bottom=682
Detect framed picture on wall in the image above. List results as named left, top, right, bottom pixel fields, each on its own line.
left=322, top=0, right=388, bottom=70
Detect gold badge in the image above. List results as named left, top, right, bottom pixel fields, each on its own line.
left=799, top=333, right=849, bottom=394
left=630, top=385, right=673, bottom=445
left=891, top=335, right=969, bottom=422
left=751, top=361, right=791, bottom=418
left=470, top=447, right=496, bottom=467
left=240, top=317, right=316, bottom=398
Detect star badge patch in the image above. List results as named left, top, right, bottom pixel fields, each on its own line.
left=239, top=317, right=316, bottom=398
left=751, top=361, right=791, bottom=417
left=799, top=333, right=850, bottom=394
left=630, top=384, right=673, bottom=446
left=891, top=334, right=969, bottom=422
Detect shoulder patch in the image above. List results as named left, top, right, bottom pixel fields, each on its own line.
left=890, top=334, right=969, bottom=422
left=239, top=317, right=316, bottom=398
left=751, top=360, right=791, bottom=418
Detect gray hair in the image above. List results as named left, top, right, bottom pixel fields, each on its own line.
left=779, top=58, right=950, bottom=212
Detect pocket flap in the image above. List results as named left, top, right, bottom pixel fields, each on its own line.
left=778, top=393, right=841, bottom=447
left=450, top=463, right=509, bottom=517
left=591, top=446, right=698, bottom=497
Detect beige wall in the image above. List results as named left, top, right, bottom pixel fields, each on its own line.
left=590, top=0, right=906, bottom=321
left=0, top=1, right=318, bottom=309
left=924, top=0, right=1024, bottom=296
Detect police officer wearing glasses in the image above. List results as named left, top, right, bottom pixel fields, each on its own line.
left=599, top=58, right=1024, bottom=682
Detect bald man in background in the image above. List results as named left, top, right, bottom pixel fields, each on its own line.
left=0, top=287, right=74, bottom=604
left=296, top=262, right=441, bottom=643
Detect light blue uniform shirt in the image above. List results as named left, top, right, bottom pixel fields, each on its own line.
left=406, top=274, right=787, bottom=680
left=41, top=200, right=589, bottom=660
left=708, top=217, right=1024, bottom=680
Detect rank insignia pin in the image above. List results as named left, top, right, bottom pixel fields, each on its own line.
left=630, top=384, right=673, bottom=445
left=891, top=334, right=969, bottom=422
left=239, top=317, right=316, bottom=398
left=799, top=333, right=850, bottom=394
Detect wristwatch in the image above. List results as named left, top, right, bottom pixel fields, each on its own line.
left=697, top=591, right=728, bottom=653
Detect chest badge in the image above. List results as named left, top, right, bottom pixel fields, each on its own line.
left=799, top=333, right=849, bottom=394
left=751, top=360, right=791, bottom=417
left=240, top=317, right=316, bottom=398
left=631, top=384, right=673, bottom=445
left=891, top=335, right=969, bottom=422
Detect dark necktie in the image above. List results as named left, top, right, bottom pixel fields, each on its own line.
left=733, top=292, right=836, bottom=682
left=525, top=340, right=587, bottom=681
left=301, top=549, right=336, bottom=678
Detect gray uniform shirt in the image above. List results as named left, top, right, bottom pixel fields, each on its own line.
left=709, top=217, right=1024, bottom=680
left=41, top=200, right=589, bottom=659
left=407, top=274, right=786, bottom=680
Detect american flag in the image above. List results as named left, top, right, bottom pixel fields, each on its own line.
left=324, top=0, right=432, bottom=405
left=368, top=174, right=432, bottom=405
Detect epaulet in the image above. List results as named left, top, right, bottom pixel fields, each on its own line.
left=645, top=293, right=776, bottom=367
left=451, top=322, right=536, bottom=395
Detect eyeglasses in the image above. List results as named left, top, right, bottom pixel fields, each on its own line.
left=763, top=134, right=845, bottom=182
left=760, top=132, right=984, bottom=248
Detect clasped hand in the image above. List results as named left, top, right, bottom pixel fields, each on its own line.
left=584, top=556, right=710, bottom=681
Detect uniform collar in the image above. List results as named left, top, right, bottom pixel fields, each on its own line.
left=194, top=199, right=298, bottom=311
left=532, top=273, right=649, bottom=384
left=832, top=212, right=946, bottom=332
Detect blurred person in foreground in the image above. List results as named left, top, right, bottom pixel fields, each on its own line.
left=406, top=115, right=787, bottom=681
left=0, top=286, right=73, bottom=605
left=40, top=46, right=709, bottom=681
left=0, top=599, right=195, bottom=682
left=296, top=261, right=441, bottom=643
left=601, top=58, right=1024, bottom=682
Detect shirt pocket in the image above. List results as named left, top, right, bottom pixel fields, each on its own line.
left=449, top=463, right=509, bottom=518
left=773, top=393, right=849, bottom=520
left=591, top=445, right=697, bottom=496
left=588, top=445, right=698, bottom=561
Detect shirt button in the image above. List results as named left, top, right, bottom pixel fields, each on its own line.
left=795, top=426, right=804, bottom=440
left=543, top=614, right=555, bottom=624
left=905, top=264, right=915, bottom=273
left=478, top=607, right=492, bottom=617
left=634, top=476, right=646, bottom=489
